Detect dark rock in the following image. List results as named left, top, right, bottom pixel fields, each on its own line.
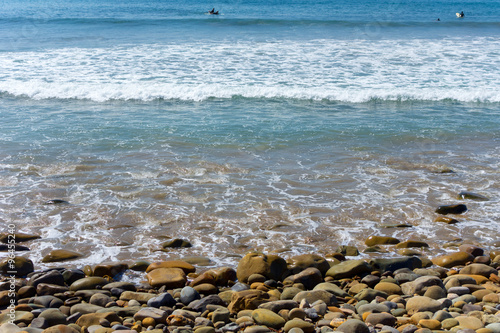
left=337, top=319, right=370, bottom=333
left=457, top=191, right=489, bottom=201
left=188, top=294, right=226, bottom=312
left=287, top=254, right=331, bottom=276
left=44, top=199, right=70, bottom=205
left=283, top=267, right=323, bottom=290
left=0, top=244, right=30, bottom=251
left=62, top=269, right=86, bottom=285
left=42, top=249, right=83, bottom=263
left=180, top=286, right=201, bottom=305
left=336, top=245, right=359, bottom=257
left=435, top=204, right=467, bottom=215
left=364, top=236, right=400, bottom=247
left=29, top=269, right=66, bottom=287
left=148, top=292, right=177, bottom=308
left=370, top=257, right=422, bottom=272
left=162, top=238, right=192, bottom=248
left=0, top=256, right=34, bottom=277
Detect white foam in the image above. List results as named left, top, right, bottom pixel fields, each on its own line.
left=1, top=38, right=499, bottom=103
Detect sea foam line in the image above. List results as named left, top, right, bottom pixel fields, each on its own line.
left=0, top=38, right=499, bottom=103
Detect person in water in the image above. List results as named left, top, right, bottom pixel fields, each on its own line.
left=209, top=8, right=219, bottom=14
left=457, top=11, right=464, bottom=18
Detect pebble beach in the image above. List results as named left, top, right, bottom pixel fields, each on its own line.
left=2, top=197, right=500, bottom=333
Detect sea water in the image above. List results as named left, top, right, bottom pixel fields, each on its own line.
left=1, top=0, right=499, bottom=269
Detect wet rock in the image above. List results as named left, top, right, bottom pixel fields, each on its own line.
left=458, top=191, right=489, bottom=201
left=146, top=260, right=196, bottom=274
left=370, top=257, right=422, bottom=272
left=396, top=241, right=429, bottom=249
left=93, top=263, right=128, bottom=278
left=431, top=252, right=474, bottom=268
left=287, top=254, right=331, bottom=275
left=236, top=253, right=288, bottom=283
left=0, top=232, right=41, bottom=243
left=29, top=270, right=66, bottom=287
left=146, top=267, right=187, bottom=288
left=353, top=288, right=388, bottom=302
left=129, top=260, right=151, bottom=271
left=459, top=244, right=484, bottom=257
left=69, top=277, right=109, bottom=291
left=336, top=245, right=359, bottom=257
left=0, top=244, right=30, bottom=251
left=162, top=238, right=192, bottom=248
left=36, top=283, right=70, bottom=296
left=364, top=236, right=400, bottom=247
left=62, top=269, right=86, bottom=285
left=435, top=204, right=467, bottom=215
left=325, top=259, right=371, bottom=280
left=434, top=216, right=460, bottom=224
left=42, top=250, right=83, bottom=263
left=0, top=256, right=34, bottom=277
left=30, top=295, right=64, bottom=308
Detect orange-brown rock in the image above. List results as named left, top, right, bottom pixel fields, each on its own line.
left=431, top=252, right=474, bottom=268
left=146, top=260, right=196, bottom=274
left=146, top=267, right=187, bottom=288
left=364, top=236, right=400, bottom=247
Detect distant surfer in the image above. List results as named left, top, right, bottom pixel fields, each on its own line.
left=209, top=8, right=219, bottom=15
left=456, top=11, right=464, bottom=18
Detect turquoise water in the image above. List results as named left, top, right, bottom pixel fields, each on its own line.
left=0, top=0, right=499, bottom=269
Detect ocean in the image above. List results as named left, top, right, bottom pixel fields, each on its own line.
left=1, top=0, right=499, bottom=271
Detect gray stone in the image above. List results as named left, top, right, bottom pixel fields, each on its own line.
left=258, top=300, right=298, bottom=312
left=336, top=319, right=370, bottom=333
left=181, top=286, right=201, bottom=304
left=147, top=292, right=176, bottom=307
left=38, top=308, right=67, bottom=326
left=313, top=282, right=349, bottom=297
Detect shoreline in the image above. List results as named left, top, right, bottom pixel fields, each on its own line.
left=2, top=240, right=500, bottom=333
